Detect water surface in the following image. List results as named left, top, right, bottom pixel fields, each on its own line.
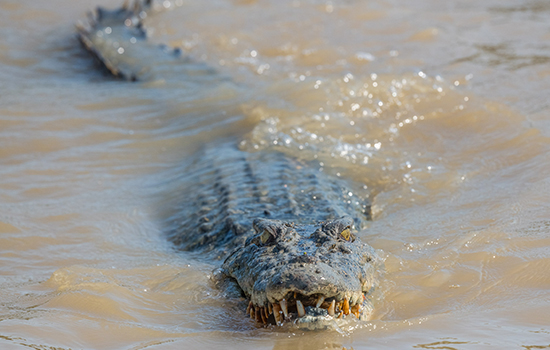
left=1, top=0, right=550, bottom=349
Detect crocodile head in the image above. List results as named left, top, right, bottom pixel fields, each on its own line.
left=216, top=216, right=378, bottom=329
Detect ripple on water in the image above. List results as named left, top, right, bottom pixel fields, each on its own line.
left=1, top=0, right=550, bottom=348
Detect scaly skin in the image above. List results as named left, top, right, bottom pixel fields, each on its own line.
left=216, top=216, right=377, bottom=327
left=166, top=146, right=378, bottom=327
left=77, top=1, right=380, bottom=329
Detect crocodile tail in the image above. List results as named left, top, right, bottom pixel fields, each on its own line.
left=75, top=0, right=154, bottom=80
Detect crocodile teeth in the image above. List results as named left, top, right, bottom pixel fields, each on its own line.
left=343, top=298, right=350, bottom=315
left=351, top=304, right=361, bottom=318
left=273, top=303, right=283, bottom=324
left=316, top=296, right=325, bottom=308
left=328, top=300, right=335, bottom=316
left=296, top=300, right=305, bottom=317
left=280, top=299, right=288, bottom=318
left=245, top=296, right=360, bottom=324
left=260, top=307, right=267, bottom=324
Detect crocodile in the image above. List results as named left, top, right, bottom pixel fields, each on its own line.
left=77, top=1, right=380, bottom=329
left=166, top=145, right=378, bottom=328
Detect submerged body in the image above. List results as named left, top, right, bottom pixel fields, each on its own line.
left=77, top=0, right=380, bottom=328
left=166, top=146, right=378, bottom=327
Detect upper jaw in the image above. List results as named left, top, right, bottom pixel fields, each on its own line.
left=253, top=262, right=367, bottom=306
left=243, top=264, right=371, bottom=326
left=212, top=264, right=375, bottom=329
left=219, top=259, right=374, bottom=326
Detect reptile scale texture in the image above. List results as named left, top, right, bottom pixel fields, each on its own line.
left=76, top=0, right=380, bottom=329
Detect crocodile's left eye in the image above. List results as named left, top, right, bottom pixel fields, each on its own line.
left=340, top=227, right=354, bottom=242
left=259, top=230, right=275, bottom=245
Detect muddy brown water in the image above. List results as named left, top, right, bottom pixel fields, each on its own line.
left=1, top=0, right=550, bottom=349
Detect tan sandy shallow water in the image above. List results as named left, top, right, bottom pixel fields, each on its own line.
left=1, top=0, right=550, bottom=349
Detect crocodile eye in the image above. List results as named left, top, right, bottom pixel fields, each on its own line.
left=340, top=228, right=352, bottom=241
left=260, top=230, right=274, bottom=245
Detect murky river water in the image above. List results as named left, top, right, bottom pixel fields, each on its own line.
left=1, top=0, right=550, bottom=349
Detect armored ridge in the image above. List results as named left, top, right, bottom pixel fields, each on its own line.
left=76, top=0, right=215, bottom=81
left=166, top=146, right=371, bottom=255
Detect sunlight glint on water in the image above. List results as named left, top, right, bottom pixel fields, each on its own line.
left=1, top=0, right=550, bottom=349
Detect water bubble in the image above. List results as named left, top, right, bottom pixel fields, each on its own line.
left=356, top=52, right=375, bottom=61
left=257, top=63, right=270, bottom=74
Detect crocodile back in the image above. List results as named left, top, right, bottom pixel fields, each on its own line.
left=165, top=146, right=370, bottom=257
